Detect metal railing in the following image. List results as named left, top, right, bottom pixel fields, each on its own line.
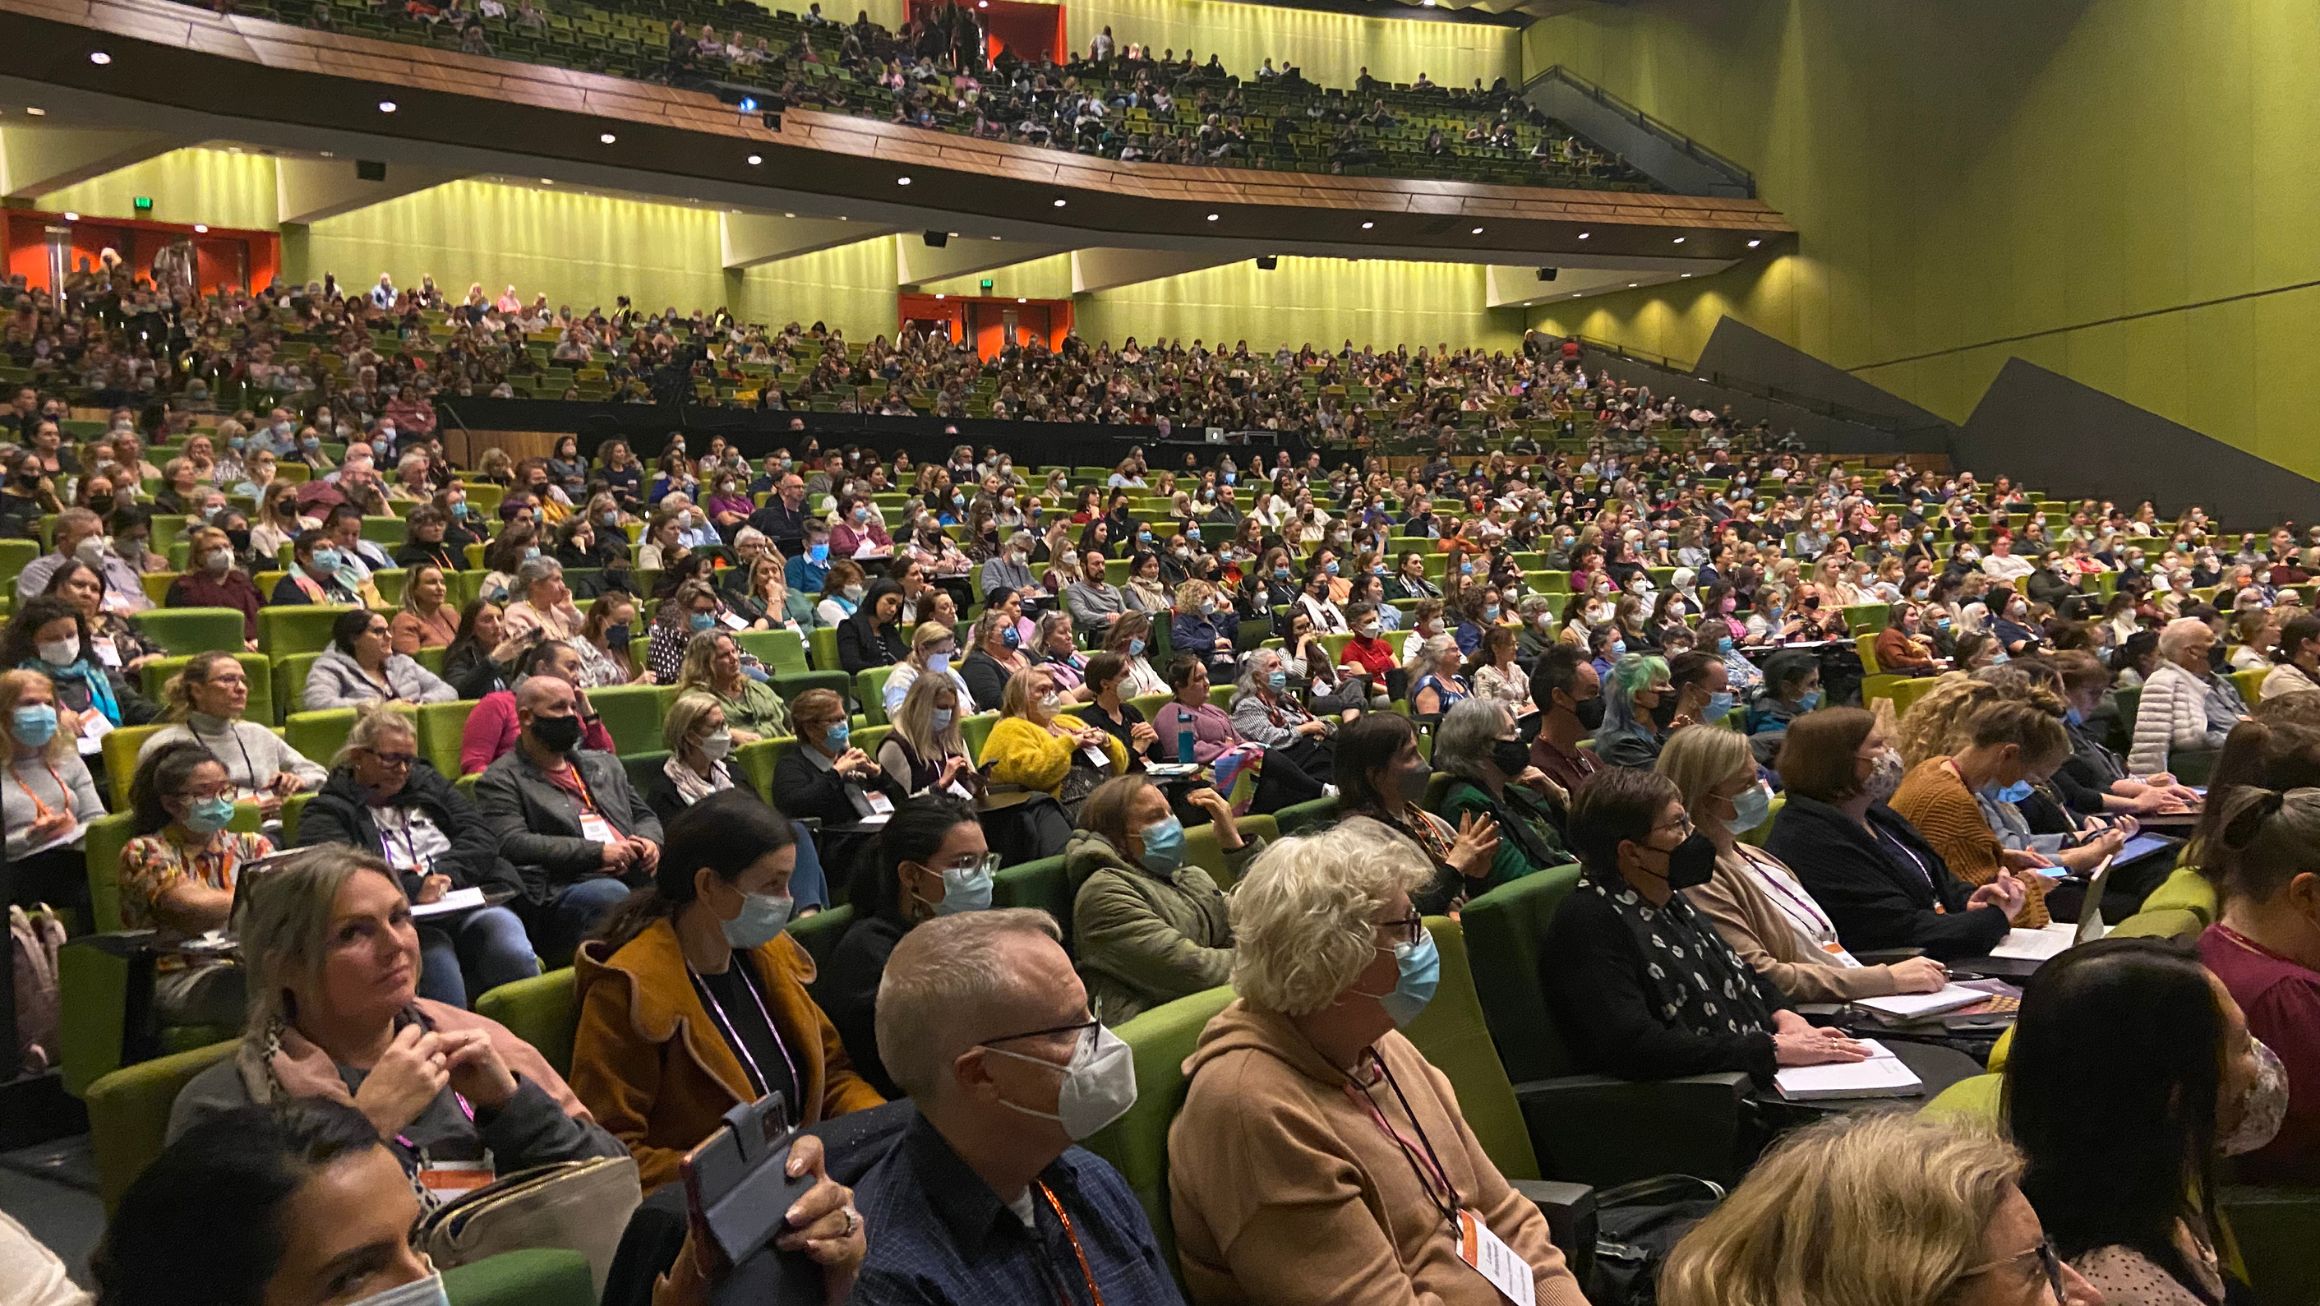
left=1522, top=64, right=1756, bottom=196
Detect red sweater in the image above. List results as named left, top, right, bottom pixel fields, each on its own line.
left=1340, top=634, right=1397, bottom=680
left=164, top=571, right=265, bottom=642
left=2201, top=922, right=2320, bottom=1185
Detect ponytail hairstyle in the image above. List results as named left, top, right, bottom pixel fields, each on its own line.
left=2203, top=785, right=2320, bottom=910
left=592, top=789, right=796, bottom=953
left=852, top=794, right=979, bottom=926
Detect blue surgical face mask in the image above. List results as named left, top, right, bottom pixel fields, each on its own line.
left=1128, top=637, right=1146, bottom=656
left=1704, top=690, right=1737, bottom=723
left=10, top=703, right=58, bottom=746
left=808, top=542, right=830, bottom=564
left=1717, top=636, right=1734, bottom=654
left=183, top=794, right=236, bottom=835
left=1609, top=640, right=1627, bottom=657
left=1002, top=627, right=1020, bottom=649
left=1728, top=780, right=1772, bottom=832
left=825, top=722, right=852, bottom=752
left=926, top=652, right=951, bottom=675
left=1360, top=930, right=1441, bottom=1028
left=1267, top=669, right=1288, bottom=693
left=1990, top=779, right=2035, bottom=804
left=310, top=546, right=342, bottom=573
left=1138, top=814, right=1186, bottom=872
left=929, top=707, right=954, bottom=732
left=926, top=859, right=993, bottom=915
left=722, top=889, right=795, bottom=949
left=2063, top=705, right=2084, bottom=727
left=689, top=612, right=717, bottom=632
left=1796, top=688, right=1823, bottom=711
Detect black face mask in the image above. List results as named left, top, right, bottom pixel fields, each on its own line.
left=1489, top=739, right=1530, bottom=776
left=530, top=714, right=583, bottom=753
left=1649, top=696, right=1679, bottom=729
left=1638, top=831, right=1718, bottom=890
left=1568, top=692, right=1607, bottom=732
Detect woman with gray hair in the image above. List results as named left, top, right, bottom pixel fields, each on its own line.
left=1430, top=698, right=1571, bottom=891
left=494, top=553, right=586, bottom=660
left=1229, top=646, right=1338, bottom=788
left=164, top=844, right=624, bottom=1176
left=1168, top=820, right=1588, bottom=1306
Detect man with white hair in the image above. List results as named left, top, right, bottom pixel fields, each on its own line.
left=2129, top=617, right=2247, bottom=776
left=854, top=910, right=1181, bottom=1303
left=368, top=272, right=397, bottom=310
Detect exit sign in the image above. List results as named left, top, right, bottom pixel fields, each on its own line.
left=132, top=196, right=153, bottom=213
left=980, top=279, right=994, bottom=291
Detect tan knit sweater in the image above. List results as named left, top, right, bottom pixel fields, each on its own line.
left=1889, top=757, right=2049, bottom=928
left=1685, top=845, right=1905, bottom=1002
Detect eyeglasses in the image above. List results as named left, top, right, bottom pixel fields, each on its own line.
left=1959, top=1236, right=2066, bottom=1303
left=366, top=752, right=418, bottom=769
left=943, top=852, right=1003, bottom=878
left=1375, top=910, right=1425, bottom=948
left=982, top=1017, right=1099, bottom=1048
left=1650, top=813, right=1697, bottom=841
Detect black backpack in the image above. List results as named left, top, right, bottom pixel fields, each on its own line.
left=1588, top=1175, right=1726, bottom=1306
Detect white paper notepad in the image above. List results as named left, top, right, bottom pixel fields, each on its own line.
left=1990, top=923, right=2079, bottom=962
left=1851, top=984, right=1990, bottom=1020
left=1774, top=1039, right=1924, bottom=1101
left=411, top=887, right=487, bottom=919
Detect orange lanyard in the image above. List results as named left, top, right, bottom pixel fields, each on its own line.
left=1036, top=1182, right=1106, bottom=1306
left=7, top=759, right=69, bottom=821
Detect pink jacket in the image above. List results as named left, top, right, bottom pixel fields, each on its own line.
left=459, top=690, right=617, bottom=775
left=1152, top=700, right=1242, bottom=765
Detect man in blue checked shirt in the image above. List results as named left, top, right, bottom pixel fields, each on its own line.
left=853, top=910, right=1184, bottom=1305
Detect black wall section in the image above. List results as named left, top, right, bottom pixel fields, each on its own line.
left=1692, top=319, right=1955, bottom=454
left=1954, top=359, right=2320, bottom=528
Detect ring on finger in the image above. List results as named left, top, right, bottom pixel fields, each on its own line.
left=840, top=1206, right=860, bottom=1238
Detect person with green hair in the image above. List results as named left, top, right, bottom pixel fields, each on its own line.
left=1594, top=651, right=1674, bottom=768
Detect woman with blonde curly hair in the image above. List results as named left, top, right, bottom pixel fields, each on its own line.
left=1660, top=1113, right=2099, bottom=1306
left=1167, top=819, right=1589, bottom=1306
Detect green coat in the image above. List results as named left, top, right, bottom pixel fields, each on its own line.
left=1437, top=777, right=1571, bottom=893
left=1065, top=828, right=1250, bottom=1024
left=715, top=675, right=792, bottom=738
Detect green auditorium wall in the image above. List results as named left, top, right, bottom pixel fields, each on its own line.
left=35, top=148, right=280, bottom=233
left=1076, top=257, right=1522, bottom=354
left=1517, top=0, right=2320, bottom=480
left=1058, top=0, right=1519, bottom=88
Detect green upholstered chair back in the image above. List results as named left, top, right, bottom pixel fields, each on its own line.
left=1460, top=862, right=1585, bottom=1084
left=856, top=666, right=895, bottom=725
left=733, top=737, right=783, bottom=801
left=1271, top=795, right=1340, bottom=835
left=273, top=653, right=323, bottom=722
left=101, top=724, right=168, bottom=808
left=285, top=704, right=419, bottom=768
left=259, top=603, right=363, bottom=655
left=137, top=607, right=249, bottom=656
left=1081, top=985, right=1235, bottom=1276
left=991, top=855, right=1074, bottom=943
left=141, top=652, right=276, bottom=727
left=2108, top=907, right=2206, bottom=940
left=474, top=968, right=579, bottom=1078
left=1402, top=917, right=1539, bottom=1182
left=1185, top=815, right=1275, bottom=890
left=1919, top=1072, right=2003, bottom=1126
left=2140, top=865, right=2220, bottom=924
left=443, top=1250, right=598, bottom=1306
left=586, top=684, right=674, bottom=756
left=88, top=1037, right=238, bottom=1209
left=787, top=903, right=855, bottom=974
left=738, top=628, right=811, bottom=676
left=959, top=711, right=999, bottom=764
left=417, top=699, right=478, bottom=777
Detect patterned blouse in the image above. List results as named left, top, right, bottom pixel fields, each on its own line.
left=119, top=827, right=275, bottom=930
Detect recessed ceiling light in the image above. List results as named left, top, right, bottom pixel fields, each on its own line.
left=896, top=176, right=912, bottom=186
left=1206, top=213, right=1219, bottom=222
left=1680, top=273, right=1693, bottom=278
left=948, top=232, right=960, bottom=238
left=1672, top=236, right=1686, bottom=244
left=194, top=224, right=208, bottom=233
left=1052, top=198, right=1067, bottom=208
left=88, top=51, right=111, bottom=65
left=1016, top=297, right=1028, bottom=304
left=991, top=235, right=1003, bottom=241
left=1747, top=238, right=1763, bottom=248
left=319, top=150, right=334, bottom=158
left=598, top=132, right=616, bottom=144
left=747, top=154, right=763, bottom=166
left=228, top=146, right=243, bottom=154
left=935, top=293, right=945, bottom=300
left=1571, top=292, right=1582, bottom=298
left=1471, top=226, right=1484, bottom=235
left=377, top=100, right=397, bottom=113
left=1627, top=282, right=1639, bottom=288
left=783, top=211, right=796, bottom=218
left=25, top=107, right=46, bottom=116
left=62, top=211, right=78, bottom=221
left=837, top=215, right=848, bottom=221
left=1576, top=231, right=1589, bottom=240
left=540, top=178, right=554, bottom=185
left=1361, top=220, right=1375, bottom=230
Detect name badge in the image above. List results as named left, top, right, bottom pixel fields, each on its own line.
left=93, top=637, right=123, bottom=669
left=1081, top=743, right=1114, bottom=771
left=78, top=712, right=113, bottom=755
left=719, top=610, right=749, bottom=630
left=418, top=1158, right=495, bottom=1197
left=579, top=812, right=618, bottom=844
left=862, top=790, right=896, bottom=817
left=1456, top=1209, right=1537, bottom=1305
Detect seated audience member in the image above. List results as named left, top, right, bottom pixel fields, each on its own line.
left=475, top=675, right=665, bottom=956
left=47, top=557, right=166, bottom=679
left=1529, top=643, right=1606, bottom=797
left=1764, top=707, right=2024, bottom=960
left=1431, top=697, right=1570, bottom=888
left=119, top=743, right=261, bottom=1023
left=1068, top=776, right=1250, bottom=1024
left=2262, top=614, right=2320, bottom=701
left=388, top=563, right=460, bottom=655
left=1229, top=646, right=1337, bottom=778
left=879, top=672, right=979, bottom=798
left=2130, top=617, right=2246, bottom=776
left=840, top=577, right=911, bottom=674
left=1336, top=711, right=1501, bottom=913
left=1659, top=1113, right=2100, bottom=1306
left=15, top=507, right=150, bottom=612
left=1874, top=602, right=1941, bottom=673
left=2051, top=650, right=2201, bottom=819
left=883, top=620, right=973, bottom=718
left=771, top=687, right=908, bottom=832
left=296, top=705, right=533, bottom=1008
left=961, top=608, right=1032, bottom=709
left=163, top=845, right=626, bottom=1189
left=9, top=595, right=153, bottom=752
left=98, top=1101, right=449, bottom=1306
left=496, top=555, right=588, bottom=654
left=1592, top=652, right=1674, bottom=767
left=576, top=589, right=647, bottom=686
left=648, top=580, right=723, bottom=682
left=643, top=690, right=832, bottom=909
left=822, top=795, right=989, bottom=1098
left=1408, top=633, right=1472, bottom=716
left=301, top=608, right=457, bottom=710
left=983, top=665, right=1130, bottom=807
left=571, top=791, right=884, bottom=1191
left=1170, top=578, right=1240, bottom=676
left=1168, top=821, right=1588, bottom=1306
left=1077, top=650, right=1162, bottom=767
left=1470, top=623, right=1533, bottom=718
left=673, top=628, right=791, bottom=742
left=1548, top=765, right=1866, bottom=1083
left=270, top=529, right=367, bottom=606
left=1151, top=654, right=1327, bottom=815
left=854, top=909, right=1179, bottom=1302
left=140, top=652, right=326, bottom=810
left=1890, top=696, right=2080, bottom=928
left=1033, top=611, right=1092, bottom=699
left=458, top=639, right=617, bottom=774
left=1, top=669, right=105, bottom=922
left=165, top=525, right=264, bottom=645
left=442, top=599, right=510, bottom=699
left=2007, top=937, right=2269, bottom=1302
left=1658, top=725, right=1949, bottom=1002
left=1099, top=610, right=1171, bottom=698
left=1744, top=650, right=1822, bottom=761
left=2198, top=784, right=2320, bottom=1185
left=1663, top=648, right=1734, bottom=729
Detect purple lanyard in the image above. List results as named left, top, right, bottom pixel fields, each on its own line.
left=692, top=960, right=798, bottom=1101
left=1738, top=845, right=1836, bottom=937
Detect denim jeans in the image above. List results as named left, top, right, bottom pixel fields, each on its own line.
left=416, top=905, right=544, bottom=1008
left=536, top=875, right=637, bottom=963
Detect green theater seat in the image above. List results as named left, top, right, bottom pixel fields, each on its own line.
left=474, top=968, right=578, bottom=1078
left=1080, top=985, right=1235, bottom=1273
left=136, top=607, right=249, bottom=656
left=991, top=855, right=1073, bottom=941
left=260, top=603, right=363, bottom=655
